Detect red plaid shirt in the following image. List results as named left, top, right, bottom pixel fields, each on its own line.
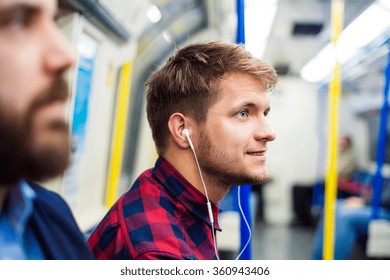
left=88, top=157, right=221, bottom=260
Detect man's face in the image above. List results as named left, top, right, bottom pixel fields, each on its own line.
left=0, top=0, right=74, bottom=184
left=196, top=73, right=276, bottom=187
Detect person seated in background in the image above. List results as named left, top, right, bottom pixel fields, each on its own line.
left=338, top=135, right=356, bottom=180
left=337, top=135, right=360, bottom=198
left=311, top=135, right=390, bottom=259
left=0, top=0, right=93, bottom=259
left=87, top=41, right=278, bottom=260
left=291, top=135, right=358, bottom=228
left=311, top=186, right=390, bottom=259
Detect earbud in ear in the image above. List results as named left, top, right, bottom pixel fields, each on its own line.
left=182, top=128, right=190, bottom=138
left=182, top=128, right=194, bottom=150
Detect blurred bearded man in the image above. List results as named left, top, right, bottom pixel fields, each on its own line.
left=0, top=0, right=93, bottom=259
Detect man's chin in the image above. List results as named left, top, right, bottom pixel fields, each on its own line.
left=24, top=138, right=70, bottom=181
left=247, top=170, right=269, bottom=185
left=24, top=153, right=69, bottom=182
left=230, top=172, right=268, bottom=186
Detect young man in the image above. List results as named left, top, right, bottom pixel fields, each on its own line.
left=88, top=41, right=277, bottom=259
left=0, top=0, right=93, bottom=259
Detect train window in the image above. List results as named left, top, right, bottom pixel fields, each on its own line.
left=364, top=110, right=390, bottom=164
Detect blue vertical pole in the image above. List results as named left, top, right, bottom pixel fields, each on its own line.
left=238, top=185, right=252, bottom=259
left=236, top=0, right=252, bottom=260
left=371, top=40, right=390, bottom=219
left=236, top=0, right=245, bottom=45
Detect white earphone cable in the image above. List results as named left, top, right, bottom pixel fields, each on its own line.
left=188, top=140, right=220, bottom=260
left=184, top=129, right=251, bottom=260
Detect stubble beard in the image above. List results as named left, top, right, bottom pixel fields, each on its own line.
left=196, top=133, right=268, bottom=188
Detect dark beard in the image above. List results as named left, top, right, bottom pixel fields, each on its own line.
left=0, top=118, right=25, bottom=184
left=0, top=77, right=70, bottom=185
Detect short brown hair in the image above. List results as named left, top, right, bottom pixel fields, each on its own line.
left=146, top=41, right=277, bottom=155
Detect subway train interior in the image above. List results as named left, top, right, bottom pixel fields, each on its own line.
left=40, top=0, right=390, bottom=259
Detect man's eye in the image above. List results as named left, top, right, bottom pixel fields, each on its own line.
left=237, top=110, right=249, bottom=119
left=0, top=7, right=35, bottom=29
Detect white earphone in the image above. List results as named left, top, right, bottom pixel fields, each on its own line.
left=182, top=128, right=190, bottom=137
left=182, top=128, right=194, bottom=150
left=182, top=129, right=212, bottom=220
left=182, top=128, right=218, bottom=258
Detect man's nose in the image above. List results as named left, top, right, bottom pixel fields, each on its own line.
left=254, top=119, right=276, bottom=142
left=43, top=22, right=75, bottom=74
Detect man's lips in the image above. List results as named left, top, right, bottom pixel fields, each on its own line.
left=247, top=150, right=266, bottom=156
left=36, top=101, right=66, bottom=118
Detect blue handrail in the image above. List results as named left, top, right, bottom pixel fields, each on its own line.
left=238, top=185, right=252, bottom=259
left=236, top=0, right=245, bottom=45
left=371, top=40, right=390, bottom=219
left=235, top=0, right=252, bottom=260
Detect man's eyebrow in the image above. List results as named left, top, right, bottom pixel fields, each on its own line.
left=231, top=102, right=256, bottom=110
left=0, top=3, right=40, bottom=19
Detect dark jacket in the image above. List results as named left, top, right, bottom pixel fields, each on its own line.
left=29, top=183, right=94, bottom=259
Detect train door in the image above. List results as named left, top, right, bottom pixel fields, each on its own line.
left=54, top=13, right=130, bottom=231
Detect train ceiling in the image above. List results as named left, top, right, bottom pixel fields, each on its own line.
left=62, top=0, right=390, bottom=97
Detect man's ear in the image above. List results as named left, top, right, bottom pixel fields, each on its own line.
left=168, top=113, right=191, bottom=149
